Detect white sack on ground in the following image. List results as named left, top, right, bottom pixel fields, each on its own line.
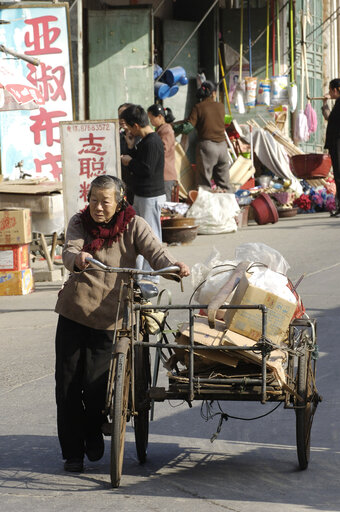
left=251, top=127, right=303, bottom=196
left=187, top=188, right=240, bottom=234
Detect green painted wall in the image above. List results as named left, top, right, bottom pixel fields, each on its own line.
left=87, top=8, right=154, bottom=119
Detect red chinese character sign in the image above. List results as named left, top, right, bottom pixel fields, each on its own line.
left=0, top=4, right=73, bottom=180
left=60, top=120, right=121, bottom=223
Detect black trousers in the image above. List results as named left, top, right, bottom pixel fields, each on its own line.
left=329, top=140, right=340, bottom=208
left=55, top=315, right=113, bottom=460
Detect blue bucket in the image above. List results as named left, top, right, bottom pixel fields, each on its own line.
left=164, top=66, right=186, bottom=86
left=155, top=81, right=170, bottom=99
left=167, top=85, right=179, bottom=97
left=154, top=64, right=163, bottom=80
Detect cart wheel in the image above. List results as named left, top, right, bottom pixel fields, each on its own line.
left=295, top=350, right=317, bottom=470
left=110, top=346, right=131, bottom=488
left=134, top=334, right=151, bottom=463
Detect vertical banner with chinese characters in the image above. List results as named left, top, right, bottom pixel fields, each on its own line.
left=0, top=3, right=73, bottom=180
left=60, top=120, right=121, bottom=224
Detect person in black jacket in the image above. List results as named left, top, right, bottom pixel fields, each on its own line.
left=118, top=102, right=135, bottom=204
left=322, top=78, right=340, bottom=216
left=120, top=104, right=166, bottom=281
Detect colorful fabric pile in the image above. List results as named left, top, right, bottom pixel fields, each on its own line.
left=293, top=181, right=336, bottom=213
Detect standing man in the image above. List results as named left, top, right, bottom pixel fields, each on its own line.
left=322, top=79, right=340, bottom=217
left=120, top=104, right=166, bottom=281
left=118, top=102, right=136, bottom=205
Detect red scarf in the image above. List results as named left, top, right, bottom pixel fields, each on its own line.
left=80, top=203, right=136, bottom=253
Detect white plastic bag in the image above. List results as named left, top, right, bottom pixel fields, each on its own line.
left=235, top=242, right=290, bottom=275
left=233, top=80, right=246, bottom=114
left=248, top=267, right=296, bottom=304
left=187, top=188, right=240, bottom=235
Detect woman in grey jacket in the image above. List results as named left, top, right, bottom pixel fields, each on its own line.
left=55, top=175, right=189, bottom=473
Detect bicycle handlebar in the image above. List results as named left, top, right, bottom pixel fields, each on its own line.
left=85, top=257, right=180, bottom=276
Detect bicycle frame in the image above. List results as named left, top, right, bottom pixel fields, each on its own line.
left=83, top=257, right=180, bottom=417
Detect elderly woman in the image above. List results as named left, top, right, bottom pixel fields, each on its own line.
left=55, top=175, right=189, bottom=473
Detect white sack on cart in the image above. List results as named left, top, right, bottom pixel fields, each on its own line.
left=191, top=243, right=292, bottom=315
left=248, top=267, right=296, bottom=304
left=235, top=242, right=290, bottom=275
left=187, top=188, right=240, bottom=234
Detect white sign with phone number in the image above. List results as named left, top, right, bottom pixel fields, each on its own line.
left=60, top=119, right=121, bottom=225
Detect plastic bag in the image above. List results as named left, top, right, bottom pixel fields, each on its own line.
left=257, top=78, right=271, bottom=106
left=235, top=242, right=290, bottom=275
left=271, top=75, right=289, bottom=105
left=288, top=82, right=298, bottom=113
left=248, top=267, right=297, bottom=304
left=191, top=248, right=238, bottom=319
left=187, top=188, right=240, bottom=235
left=304, top=102, right=317, bottom=133
left=233, top=81, right=246, bottom=114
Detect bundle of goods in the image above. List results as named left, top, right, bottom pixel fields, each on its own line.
left=172, top=243, right=304, bottom=388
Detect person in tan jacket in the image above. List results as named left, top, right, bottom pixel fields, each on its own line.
left=55, top=175, right=189, bottom=473
left=147, top=104, right=177, bottom=201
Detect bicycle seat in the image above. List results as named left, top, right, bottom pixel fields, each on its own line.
left=136, top=281, right=158, bottom=299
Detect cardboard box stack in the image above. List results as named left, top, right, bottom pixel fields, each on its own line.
left=0, top=208, right=34, bottom=295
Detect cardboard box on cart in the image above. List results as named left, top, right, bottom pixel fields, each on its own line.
left=176, top=316, right=287, bottom=385
left=224, top=273, right=297, bottom=345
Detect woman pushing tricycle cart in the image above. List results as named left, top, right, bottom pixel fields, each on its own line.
left=55, top=175, right=320, bottom=485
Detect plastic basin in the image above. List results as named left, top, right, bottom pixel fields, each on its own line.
left=161, top=225, right=198, bottom=244
left=251, top=193, right=279, bottom=225
left=290, top=154, right=332, bottom=179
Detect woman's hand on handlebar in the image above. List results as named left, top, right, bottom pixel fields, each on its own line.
left=175, top=261, right=190, bottom=278
left=75, top=251, right=93, bottom=271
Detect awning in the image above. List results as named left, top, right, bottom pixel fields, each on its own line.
left=0, top=61, right=45, bottom=111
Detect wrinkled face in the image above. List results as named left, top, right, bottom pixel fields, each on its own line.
left=89, top=186, right=118, bottom=223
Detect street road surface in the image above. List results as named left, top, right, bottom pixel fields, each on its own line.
left=1, top=212, right=339, bottom=512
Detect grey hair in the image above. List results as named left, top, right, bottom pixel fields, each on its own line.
left=87, top=175, right=125, bottom=202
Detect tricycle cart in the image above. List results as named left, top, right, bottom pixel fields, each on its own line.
left=85, top=258, right=321, bottom=488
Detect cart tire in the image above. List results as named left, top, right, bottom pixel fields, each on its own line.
left=296, top=351, right=315, bottom=470
left=110, top=348, right=131, bottom=488
left=134, top=336, right=151, bottom=463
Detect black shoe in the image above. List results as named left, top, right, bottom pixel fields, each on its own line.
left=64, top=458, right=84, bottom=472
left=330, top=208, right=340, bottom=217
left=85, top=433, right=105, bottom=462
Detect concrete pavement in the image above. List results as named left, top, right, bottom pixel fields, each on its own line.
left=1, top=211, right=340, bottom=511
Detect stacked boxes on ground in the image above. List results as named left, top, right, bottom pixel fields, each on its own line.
left=0, top=208, right=34, bottom=295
